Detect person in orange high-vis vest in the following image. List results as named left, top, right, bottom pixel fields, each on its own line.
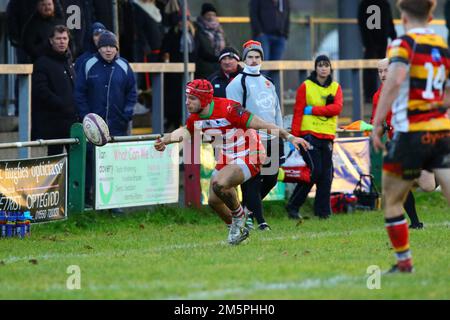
left=286, top=55, right=343, bottom=220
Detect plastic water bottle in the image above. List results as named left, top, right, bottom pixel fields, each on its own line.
left=0, top=211, right=6, bottom=238
left=6, top=212, right=16, bottom=238
left=24, top=211, right=32, bottom=237
left=16, top=212, right=26, bottom=239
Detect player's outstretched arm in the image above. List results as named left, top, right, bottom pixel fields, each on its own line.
left=154, top=126, right=190, bottom=152
left=248, top=114, right=311, bottom=151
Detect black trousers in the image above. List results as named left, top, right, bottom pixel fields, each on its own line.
left=287, top=135, right=334, bottom=218
left=241, top=138, right=284, bottom=225
left=363, top=44, right=387, bottom=101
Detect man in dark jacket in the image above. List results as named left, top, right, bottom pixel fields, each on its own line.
left=92, top=0, right=114, bottom=31
left=249, top=0, right=290, bottom=61
left=59, top=0, right=96, bottom=59
left=74, top=31, right=137, bottom=136
left=358, top=0, right=397, bottom=102
left=74, top=31, right=137, bottom=206
left=208, top=47, right=243, bottom=98
left=22, top=0, right=66, bottom=62
left=31, top=25, right=78, bottom=155
left=6, top=0, right=63, bottom=62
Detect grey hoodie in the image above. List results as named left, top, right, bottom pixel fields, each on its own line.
left=226, top=65, right=283, bottom=140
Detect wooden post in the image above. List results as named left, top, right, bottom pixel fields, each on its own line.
left=183, top=135, right=201, bottom=208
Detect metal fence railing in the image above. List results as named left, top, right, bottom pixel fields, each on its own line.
left=0, top=63, right=194, bottom=160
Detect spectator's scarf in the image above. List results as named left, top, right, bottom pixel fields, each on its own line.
left=135, top=0, right=162, bottom=23
left=196, top=16, right=225, bottom=56
left=179, top=21, right=195, bottom=54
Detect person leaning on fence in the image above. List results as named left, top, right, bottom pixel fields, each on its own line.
left=74, top=31, right=137, bottom=209
left=153, top=79, right=310, bottom=245
left=208, top=46, right=243, bottom=98
left=226, top=40, right=284, bottom=231
left=286, top=54, right=343, bottom=220
left=371, top=0, right=450, bottom=274
left=31, top=25, right=78, bottom=156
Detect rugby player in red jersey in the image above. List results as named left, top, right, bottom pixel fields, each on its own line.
left=155, top=79, right=310, bottom=245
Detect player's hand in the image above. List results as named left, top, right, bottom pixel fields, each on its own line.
left=291, top=137, right=311, bottom=151
left=154, top=137, right=166, bottom=152
left=371, top=125, right=385, bottom=153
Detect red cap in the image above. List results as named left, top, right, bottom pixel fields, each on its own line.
left=186, top=79, right=214, bottom=109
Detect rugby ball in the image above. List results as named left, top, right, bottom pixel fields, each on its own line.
left=82, top=113, right=110, bottom=146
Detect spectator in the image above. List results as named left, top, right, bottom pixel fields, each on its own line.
left=226, top=40, right=284, bottom=231
left=286, top=55, right=343, bottom=220
left=160, top=12, right=196, bottom=130
left=132, top=0, right=163, bottom=63
left=74, top=22, right=106, bottom=75
left=249, top=0, right=290, bottom=61
left=59, top=0, right=96, bottom=59
left=358, top=0, right=397, bottom=102
left=31, top=25, right=77, bottom=156
left=6, top=0, right=63, bottom=62
left=75, top=31, right=137, bottom=207
left=22, top=0, right=66, bottom=62
left=92, top=0, right=114, bottom=31
left=162, top=0, right=184, bottom=28
left=194, top=3, right=226, bottom=79
left=208, top=46, right=243, bottom=98
left=132, top=0, right=163, bottom=105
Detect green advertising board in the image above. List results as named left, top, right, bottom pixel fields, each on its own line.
left=94, top=141, right=179, bottom=210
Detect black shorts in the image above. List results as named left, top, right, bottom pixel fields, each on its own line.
left=383, top=131, right=450, bottom=180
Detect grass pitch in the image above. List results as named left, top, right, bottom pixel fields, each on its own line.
left=0, top=192, right=448, bottom=300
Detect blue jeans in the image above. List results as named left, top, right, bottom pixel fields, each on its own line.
left=255, top=34, right=287, bottom=61
left=255, top=34, right=287, bottom=93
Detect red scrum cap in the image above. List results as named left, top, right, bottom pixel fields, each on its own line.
left=186, top=79, right=214, bottom=109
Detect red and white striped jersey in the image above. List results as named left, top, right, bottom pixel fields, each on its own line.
left=186, top=97, right=266, bottom=166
